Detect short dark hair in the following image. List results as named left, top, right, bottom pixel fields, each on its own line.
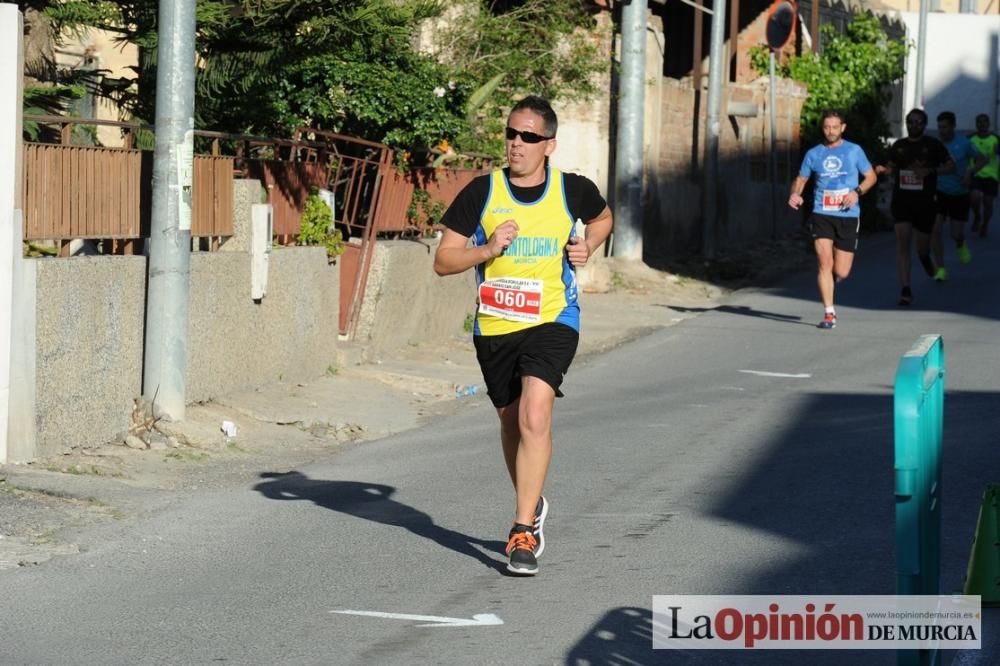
left=976, top=113, right=990, bottom=123
left=906, top=108, right=929, bottom=124
left=820, top=109, right=846, bottom=123
left=510, top=96, right=558, bottom=138
left=937, top=111, right=956, bottom=126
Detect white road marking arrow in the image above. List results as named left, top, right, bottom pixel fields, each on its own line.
left=330, top=609, right=504, bottom=627
left=739, top=369, right=811, bottom=379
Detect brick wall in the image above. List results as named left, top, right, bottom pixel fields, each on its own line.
left=645, top=77, right=808, bottom=262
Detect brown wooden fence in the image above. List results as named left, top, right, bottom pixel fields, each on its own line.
left=20, top=115, right=493, bottom=337
left=22, top=142, right=234, bottom=254
left=191, top=156, right=235, bottom=242
left=244, top=160, right=328, bottom=238
left=23, top=143, right=147, bottom=243
left=372, top=167, right=490, bottom=234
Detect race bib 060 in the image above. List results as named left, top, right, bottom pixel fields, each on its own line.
left=478, top=278, right=543, bottom=323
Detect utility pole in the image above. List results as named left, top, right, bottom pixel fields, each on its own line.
left=0, top=5, right=24, bottom=463
left=913, top=0, right=929, bottom=109
left=143, top=0, right=196, bottom=420
left=701, top=0, right=726, bottom=259
left=612, top=0, right=647, bottom=259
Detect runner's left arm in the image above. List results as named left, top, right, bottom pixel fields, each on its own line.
left=563, top=173, right=613, bottom=268
left=839, top=168, right=877, bottom=209
left=567, top=206, right=613, bottom=268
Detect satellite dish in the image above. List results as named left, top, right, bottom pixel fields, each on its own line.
left=766, top=0, right=797, bottom=51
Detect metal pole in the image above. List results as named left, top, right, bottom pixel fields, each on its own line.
left=810, top=0, right=820, bottom=54
left=702, top=0, right=726, bottom=259
left=769, top=50, right=779, bottom=240
left=143, top=0, right=196, bottom=420
left=691, top=0, right=704, bottom=176
left=729, top=0, right=740, bottom=82
left=612, top=0, right=646, bottom=259
left=994, top=35, right=1000, bottom=129
left=0, top=5, right=24, bottom=464
left=914, top=0, right=929, bottom=109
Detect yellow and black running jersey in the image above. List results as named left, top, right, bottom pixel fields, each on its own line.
left=441, top=166, right=606, bottom=336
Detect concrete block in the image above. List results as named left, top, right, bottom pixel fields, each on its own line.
left=354, top=239, right=474, bottom=360
left=220, top=179, right=262, bottom=253
left=34, top=256, right=146, bottom=457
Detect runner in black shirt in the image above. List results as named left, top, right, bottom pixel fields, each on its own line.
left=876, top=108, right=954, bottom=305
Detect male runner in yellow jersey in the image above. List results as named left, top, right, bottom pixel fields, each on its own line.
left=434, top=96, right=613, bottom=575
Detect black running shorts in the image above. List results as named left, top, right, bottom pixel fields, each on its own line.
left=473, top=322, right=579, bottom=408
left=892, top=195, right=936, bottom=233
left=970, top=177, right=999, bottom=198
left=809, top=213, right=859, bottom=252
left=935, top=192, right=970, bottom=221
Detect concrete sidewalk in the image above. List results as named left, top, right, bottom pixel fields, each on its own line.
left=0, top=254, right=745, bottom=569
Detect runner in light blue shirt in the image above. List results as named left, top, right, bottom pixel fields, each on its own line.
left=789, top=109, right=877, bottom=329
left=933, top=111, right=988, bottom=277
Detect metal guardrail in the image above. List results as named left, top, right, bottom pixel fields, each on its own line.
left=894, top=334, right=945, bottom=666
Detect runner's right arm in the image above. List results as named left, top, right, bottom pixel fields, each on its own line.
left=789, top=151, right=813, bottom=209
left=788, top=175, right=809, bottom=210
left=433, top=176, right=515, bottom=276
left=434, top=223, right=517, bottom=276
left=970, top=143, right=989, bottom=173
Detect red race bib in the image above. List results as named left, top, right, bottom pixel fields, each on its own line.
left=478, top=278, right=543, bottom=323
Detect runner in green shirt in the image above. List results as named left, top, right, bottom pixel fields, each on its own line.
left=969, top=114, right=1000, bottom=238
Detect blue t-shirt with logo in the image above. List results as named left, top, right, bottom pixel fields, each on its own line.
left=937, top=135, right=981, bottom=195
left=799, top=140, right=873, bottom=218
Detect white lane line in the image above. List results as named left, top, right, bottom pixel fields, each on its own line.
left=739, top=370, right=811, bottom=379
left=330, top=609, right=503, bottom=627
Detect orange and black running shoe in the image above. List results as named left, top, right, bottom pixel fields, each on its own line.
left=505, top=524, right=539, bottom=575
left=531, top=496, right=548, bottom=557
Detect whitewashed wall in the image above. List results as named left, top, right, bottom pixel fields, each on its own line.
left=901, top=13, right=1000, bottom=133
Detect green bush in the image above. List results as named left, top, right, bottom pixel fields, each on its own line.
left=750, top=13, right=906, bottom=163
left=298, top=193, right=345, bottom=258
left=750, top=13, right=906, bottom=229
left=406, top=188, right=447, bottom=235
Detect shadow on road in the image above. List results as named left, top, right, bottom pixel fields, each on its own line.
left=253, top=472, right=507, bottom=573
left=660, top=303, right=812, bottom=326
left=564, top=607, right=656, bottom=665
left=707, top=388, right=1000, bottom=598
left=561, top=606, right=877, bottom=665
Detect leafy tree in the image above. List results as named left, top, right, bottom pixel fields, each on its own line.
left=434, top=0, right=607, bottom=156
left=751, top=13, right=907, bottom=162
left=10, top=1, right=117, bottom=141
left=14, top=0, right=607, bottom=157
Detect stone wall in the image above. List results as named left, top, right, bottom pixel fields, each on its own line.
left=32, top=256, right=146, bottom=457
left=186, top=247, right=339, bottom=403
left=646, top=76, right=808, bottom=262
left=22, top=180, right=340, bottom=460
left=353, top=239, right=476, bottom=361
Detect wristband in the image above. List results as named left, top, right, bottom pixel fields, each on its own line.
left=855, top=186, right=864, bottom=196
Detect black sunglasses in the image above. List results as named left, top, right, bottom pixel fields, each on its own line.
left=505, top=127, right=553, bottom=143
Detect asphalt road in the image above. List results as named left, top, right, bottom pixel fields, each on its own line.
left=1, top=229, right=998, bottom=665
